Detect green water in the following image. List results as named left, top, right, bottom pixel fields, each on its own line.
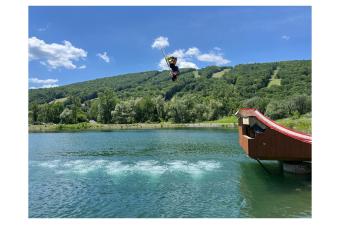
left=29, top=128, right=311, bottom=218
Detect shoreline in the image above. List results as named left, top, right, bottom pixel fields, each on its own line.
left=29, top=122, right=238, bottom=133
left=29, top=115, right=311, bottom=134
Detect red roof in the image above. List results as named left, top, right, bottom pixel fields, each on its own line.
left=236, top=108, right=312, bottom=144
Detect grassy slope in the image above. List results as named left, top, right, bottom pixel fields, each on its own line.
left=29, top=122, right=234, bottom=132
left=49, top=97, right=68, bottom=104
left=28, top=60, right=311, bottom=132
left=267, top=67, right=281, bottom=87
left=205, top=114, right=311, bottom=134
left=29, top=114, right=311, bottom=133
left=212, top=68, right=231, bottom=78
left=276, top=114, right=311, bottom=134
left=193, top=70, right=200, bottom=78
left=205, top=115, right=238, bottom=124
left=29, top=60, right=311, bottom=106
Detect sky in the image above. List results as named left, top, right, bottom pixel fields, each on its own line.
left=28, top=6, right=311, bottom=89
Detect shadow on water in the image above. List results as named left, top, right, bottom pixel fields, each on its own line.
left=60, top=144, right=232, bottom=158
left=238, top=161, right=311, bottom=218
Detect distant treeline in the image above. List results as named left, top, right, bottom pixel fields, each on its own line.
left=29, top=60, right=311, bottom=124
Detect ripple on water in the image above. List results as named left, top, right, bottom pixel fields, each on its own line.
left=29, top=130, right=311, bottom=218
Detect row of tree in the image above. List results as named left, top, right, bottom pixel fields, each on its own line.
left=241, top=95, right=312, bottom=120
left=29, top=91, right=233, bottom=124
left=29, top=90, right=311, bottom=124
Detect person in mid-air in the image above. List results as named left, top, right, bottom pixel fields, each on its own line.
left=166, top=56, right=180, bottom=81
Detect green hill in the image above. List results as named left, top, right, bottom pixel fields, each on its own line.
left=29, top=60, right=311, bottom=124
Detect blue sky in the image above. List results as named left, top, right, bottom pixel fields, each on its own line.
left=29, top=6, right=311, bottom=88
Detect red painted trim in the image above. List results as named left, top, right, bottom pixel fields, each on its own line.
left=238, top=108, right=312, bottom=144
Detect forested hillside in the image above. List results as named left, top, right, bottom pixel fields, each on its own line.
left=29, top=60, right=311, bottom=124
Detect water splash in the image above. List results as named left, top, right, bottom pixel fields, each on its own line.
left=32, top=159, right=222, bottom=177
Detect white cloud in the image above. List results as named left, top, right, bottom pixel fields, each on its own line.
left=153, top=37, right=230, bottom=70
left=97, top=52, right=110, bottom=63
left=78, top=65, right=86, bottom=69
left=281, top=35, right=290, bottom=40
left=158, top=47, right=230, bottom=70
left=171, top=49, right=186, bottom=58
left=158, top=59, right=169, bottom=70
left=29, top=36, right=87, bottom=70
left=42, top=84, right=59, bottom=88
left=38, top=24, right=49, bottom=32
left=185, top=47, right=200, bottom=56
left=158, top=58, right=198, bottom=70
left=177, top=61, right=199, bottom=69
left=197, top=52, right=230, bottom=65
left=30, top=84, right=59, bottom=89
left=158, top=48, right=199, bottom=70
left=152, top=36, right=169, bottom=49
left=29, top=77, right=59, bottom=89
left=29, top=77, right=58, bottom=85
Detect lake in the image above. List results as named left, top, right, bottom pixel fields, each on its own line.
left=29, top=128, right=311, bottom=218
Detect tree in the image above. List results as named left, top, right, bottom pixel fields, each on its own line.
left=166, top=96, right=196, bottom=123
left=241, top=97, right=269, bottom=114
left=222, top=96, right=241, bottom=116
left=97, top=91, right=118, bottom=123
left=88, top=100, right=99, bottom=121
left=60, top=108, right=73, bottom=124
left=135, top=97, right=156, bottom=122
left=290, top=95, right=311, bottom=115
left=49, top=102, right=64, bottom=123
left=207, top=99, right=223, bottom=120
left=70, top=96, right=81, bottom=124
left=30, top=103, right=39, bottom=124
left=265, top=100, right=288, bottom=120
left=37, top=104, right=49, bottom=123
left=77, top=110, right=88, bottom=123
left=192, top=102, right=209, bottom=122
left=153, top=96, right=166, bottom=122
left=111, top=100, right=136, bottom=124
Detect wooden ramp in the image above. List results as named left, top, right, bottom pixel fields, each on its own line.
left=235, top=108, right=311, bottom=161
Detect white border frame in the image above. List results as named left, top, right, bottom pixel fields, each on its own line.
left=2, top=0, right=340, bottom=224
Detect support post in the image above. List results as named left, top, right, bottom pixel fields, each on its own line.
left=256, top=158, right=271, bottom=175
